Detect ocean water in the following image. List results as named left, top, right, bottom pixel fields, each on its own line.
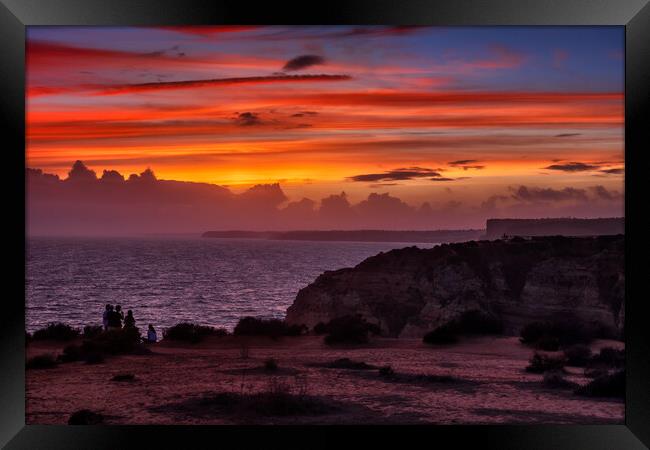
left=26, top=237, right=437, bottom=333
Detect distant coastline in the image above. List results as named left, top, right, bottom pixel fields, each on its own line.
left=201, top=229, right=484, bottom=243
left=202, top=217, right=625, bottom=244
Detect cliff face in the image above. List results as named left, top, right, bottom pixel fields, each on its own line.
left=285, top=236, right=624, bottom=338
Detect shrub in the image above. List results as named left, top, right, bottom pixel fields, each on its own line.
left=25, top=332, right=32, bottom=344
left=234, top=317, right=303, bottom=338
left=68, top=409, right=104, bottom=425
left=26, top=354, right=58, bottom=370
left=519, top=320, right=598, bottom=348
left=519, top=322, right=548, bottom=345
left=198, top=390, right=334, bottom=417
left=423, top=310, right=503, bottom=345
left=84, top=352, right=105, bottom=365
left=322, top=315, right=380, bottom=345
left=575, top=369, right=625, bottom=399
left=584, top=367, right=609, bottom=379
left=58, top=344, right=84, bottom=362
left=423, top=323, right=459, bottom=345
left=313, top=322, right=328, bottom=335
left=83, top=325, right=103, bottom=339
left=322, top=358, right=376, bottom=370
left=57, top=344, right=105, bottom=364
left=564, top=344, right=593, bottom=367
left=163, top=323, right=226, bottom=343
left=456, top=310, right=503, bottom=335
left=536, top=335, right=560, bottom=352
left=285, top=324, right=308, bottom=336
left=543, top=371, right=578, bottom=389
left=592, top=347, right=625, bottom=368
left=264, top=358, right=278, bottom=372
left=525, top=352, right=566, bottom=373
left=378, top=365, right=395, bottom=378
left=32, top=323, right=80, bottom=341
left=111, top=373, right=135, bottom=382
left=81, top=327, right=141, bottom=355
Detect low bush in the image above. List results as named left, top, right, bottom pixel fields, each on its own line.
left=313, top=322, right=328, bottom=335
left=321, top=315, right=381, bottom=345
left=285, top=324, right=308, bottom=336
left=584, top=367, right=609, bottom=379
left=321, top=358, right=376, bottom=370
left=423, top=310, right=503, bottom=345
left=519, top=322, right=547, bottom=345
left=575, top=369, right=625, bottom=399
left=84, top=352, right=105, bottom=365
left=422, top=323, right=459, bottom=345
left=163, top=323, right=227, bottom=343
left=56, top=344, right=105, bottom=364
left=57, top=344, right=84, bottom=362
left=26, top=354, right=58, bottom=370
left=32, top=323, right=80, bottom=341
left=234, top=317, right=305, bottom=338
left=81, top=327, right=141, bottom=355
left=378, top=365, right=395, bottom=378
left=198, top=390, right=334, bottom=417
left=536, top=335, right=560, bottom=352
left=455, top=310, right=504, bottom=335
left=525, top=352, right=566, bottom=373
left=68, top=409, right=104, bottom=425
left=111, top=373, right=136, bottom=382
left=83, top=325, right=103, bottom=339
left=264, top=358, right=278, bottom=372
left=592, top=347, right=625, bottom=368
left=519, top=320, right=599, bottom=348
left=543, top=371, right=578, bottom=389
left=564, top=344, right=593, bottom=367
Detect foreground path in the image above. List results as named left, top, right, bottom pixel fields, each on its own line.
left=26, top=335, right=624, bottom=424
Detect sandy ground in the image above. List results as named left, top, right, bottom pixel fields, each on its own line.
left=26, top=335, right=624, bottom=425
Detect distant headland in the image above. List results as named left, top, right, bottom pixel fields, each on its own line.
left=485, top=217, right=624, bottom=240
left=201, top=229, right=484, bottom=243
left=202, top=217, right=624, bottom=244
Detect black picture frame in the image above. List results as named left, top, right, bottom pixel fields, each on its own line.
left=1, top=1, right=649, bottom=448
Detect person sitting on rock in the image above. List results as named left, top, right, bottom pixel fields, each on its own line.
left=124, top=310, right=136, bottom=328
left=147, top=324, right=157, bottom=343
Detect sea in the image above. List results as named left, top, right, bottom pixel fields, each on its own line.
left=26, top=237, right=438, bottom=333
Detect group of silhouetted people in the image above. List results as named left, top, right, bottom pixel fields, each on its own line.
left=102, top=304, right=157, bottom=343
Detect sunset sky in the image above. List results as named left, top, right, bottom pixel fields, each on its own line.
left=26, top=26, right=624, bottom=210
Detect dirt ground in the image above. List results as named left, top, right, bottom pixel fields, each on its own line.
left=26, top=335, right=624, bottom=425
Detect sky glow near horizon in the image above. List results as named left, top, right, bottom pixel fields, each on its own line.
left=26, top=26, right=624, bottom=219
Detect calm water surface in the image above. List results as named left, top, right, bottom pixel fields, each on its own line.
left=26, top=237, right=437, bottom=332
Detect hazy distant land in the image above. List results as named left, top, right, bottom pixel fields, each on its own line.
left=203, top=217, right=624, bottom=244
left=202, top=229, right=484, bottom=243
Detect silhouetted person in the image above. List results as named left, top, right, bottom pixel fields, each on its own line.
left=147, top=324, right=157, bottom=343
left=107, top=307, right=122, bottom=330
left=124, top=310, right=136, bottom=328
left=102, top=304, right=112, bottom=330
left=115, top=305, right=124, bottom=321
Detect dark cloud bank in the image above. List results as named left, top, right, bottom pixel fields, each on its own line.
left=27, top=161, right=623, bottom=236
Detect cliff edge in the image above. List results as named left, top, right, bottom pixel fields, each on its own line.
left=285, top=235, right=624, bottom=338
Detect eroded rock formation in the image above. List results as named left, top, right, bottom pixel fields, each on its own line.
left=286, top=236, right=624, bottom=338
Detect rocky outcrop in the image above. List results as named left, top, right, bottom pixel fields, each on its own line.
left=286, top=236, right=624, bottom=338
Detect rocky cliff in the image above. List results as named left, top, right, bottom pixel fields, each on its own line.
left=286, top=236, right=624, bottom=338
